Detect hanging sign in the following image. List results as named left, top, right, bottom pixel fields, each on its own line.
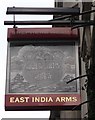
left=5, top=27, right=80, bottom=110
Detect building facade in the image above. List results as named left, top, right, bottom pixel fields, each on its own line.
left=50, top=0, right=95, bottom=119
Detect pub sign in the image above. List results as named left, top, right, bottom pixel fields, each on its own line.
left=5, top=27, right=80, bottom=110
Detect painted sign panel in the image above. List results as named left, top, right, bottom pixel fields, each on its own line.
left=5, top=28, right=80, bottom=110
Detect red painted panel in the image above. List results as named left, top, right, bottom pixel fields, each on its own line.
left=7, top=27, right=79, bottom=40
left=5, top=94, right=80, bottom=107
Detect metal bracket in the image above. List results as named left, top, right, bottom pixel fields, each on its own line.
left=4, top=20, right=95, bottom=28
left=6, top=7, right=80, bottom=15
left=4, top=7, right=95, bottom=28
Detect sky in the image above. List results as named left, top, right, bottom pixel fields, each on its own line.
left=0, top=0, right=54, bottom=119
